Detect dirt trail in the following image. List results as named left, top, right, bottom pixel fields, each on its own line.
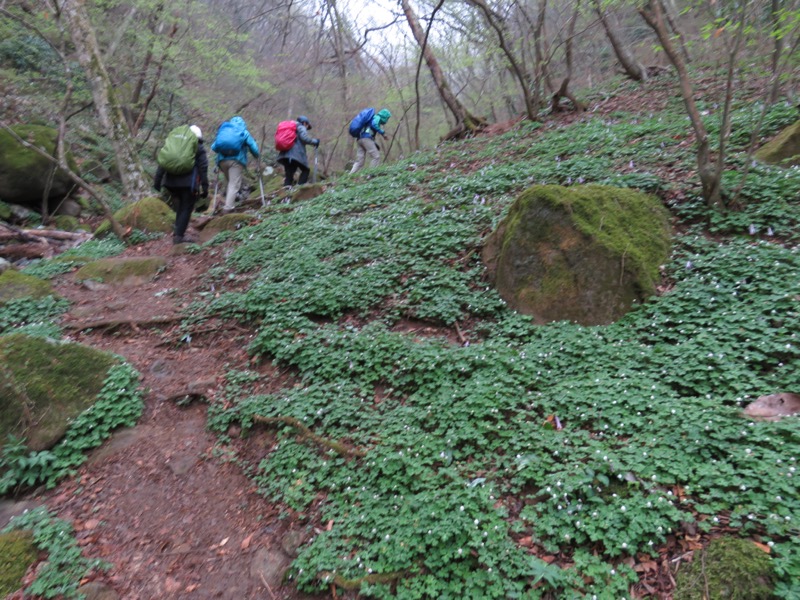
left=5, top=234, right=317, bottom=599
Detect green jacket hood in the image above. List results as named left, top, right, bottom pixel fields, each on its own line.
left=377, top=109, right=391, bottom=123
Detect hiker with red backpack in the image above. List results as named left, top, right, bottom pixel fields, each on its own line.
left=210, top=116, right=259, bottom=213
left=349, top=108, right=391, bottom=174
left=275, top=116, right=319, bottom=188
left=153, top=124, right=208, bottom=244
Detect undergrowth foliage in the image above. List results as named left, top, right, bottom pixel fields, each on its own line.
left=1, top=363, right=143, bottom=494
left=206, top=95, right=800, bottom=597
left=3, top=507, right=109, bottom=599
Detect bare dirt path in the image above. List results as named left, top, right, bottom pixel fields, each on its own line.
left=6, top=233, right=318, bottom=600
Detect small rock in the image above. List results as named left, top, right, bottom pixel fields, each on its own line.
left=188, top=378, right=216, bottom=396
left=168, top=453, right=199, bottom=476
left=743, top=392, right=800, bottom=421
left=280, top=529, right=307, bottom=558
left=76, top=581, right=119, bottom=600
left=250, top=546, right=291, bottom=585
left=0, top=257, right=10, bottom=274
left=82, top=279, right=109, bottom=292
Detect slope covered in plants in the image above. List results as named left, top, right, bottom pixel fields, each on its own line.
left=201, top=79, right=800, bottom=597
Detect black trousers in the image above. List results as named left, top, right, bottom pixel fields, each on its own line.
left=167, top=187, right=196, bottom=237
left=283, top=159, right=310, bottom=186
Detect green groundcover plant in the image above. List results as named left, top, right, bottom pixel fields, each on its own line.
left=1, top=363, right=143, bottom=494
left=3, top=507, right=109, bottom=599
left=205, top=94, right=798, bottom=597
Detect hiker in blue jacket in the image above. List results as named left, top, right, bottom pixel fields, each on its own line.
left=154, top=125, right=208, bottom=244
left=210, top=116, right=259, bottom=213
left=350, top=108, right=391, bottom=174
left=277, top=116, right=319, bottom=188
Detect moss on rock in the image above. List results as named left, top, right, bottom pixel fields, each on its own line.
left=52, top=215, right=80, bottom=231
left=674, top=537, right=775, bottom=600
left=0, top=269, right=55, bottom=305
left=199, top=213, right=253, bottom=242
left=0, top=333, right=119, bottom=451
left=94, top=196, right=174, bottom=237
left=755, top=120, right=800, bottom=167
left=0, top=200, right=12, bottom=221
left=0, top=529, right=37, bottom=596
left=482, top=184, right=671, bottom=325
left=74, top=256, right=167, bottom=285
left=0, top=125, right=79, bottom=208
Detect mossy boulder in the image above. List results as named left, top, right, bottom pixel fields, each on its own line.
left=0, top=333, right=119, bottom=451
left=52, top=215, right=80, bottom=231
left=199, top=213, right=252, bottom=242
left=94, top=196, right=174, bottom=238
left=0, top=125, right=79, bottom=209
left=74, top=256, right=167, bottom=285
left=482, top=184, right=671, bottom=325
left=291, top=182, right=325, bottom=203
left=755, top=120, right=800, bottom=167
left=0, top=270, right=55, bottom=305
left=673, top=537, right=775, bottom=600
left=0, top=529, right=37, bottom=596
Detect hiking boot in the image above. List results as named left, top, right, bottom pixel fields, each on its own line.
left=172, top=235, right=185, bottom=244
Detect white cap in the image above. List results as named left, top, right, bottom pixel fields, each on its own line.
left=190, top=125, right=202, bottom=139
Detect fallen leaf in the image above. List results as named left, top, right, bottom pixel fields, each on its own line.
left=753, top=542, right=771, bottom=554
left=326, top=520, right=334, bottom=531
left=518, top=536, right=532, bottom=547
left=219, top=537, right=229, bottom=547
left=241, top=533, right=254, bottom=550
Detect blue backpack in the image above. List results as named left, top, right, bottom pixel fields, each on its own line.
left=349, top=108, right=375, bottom=138
left=213, top=121, right=246, bottom=156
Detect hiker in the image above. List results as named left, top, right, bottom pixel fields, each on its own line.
left=154, top=125, right=208, bottom=244
left=350, top=108, right=391, bottom=174
left=276, top=116, right=319, bottom=188
left=210, top=116, right=259, bottom=213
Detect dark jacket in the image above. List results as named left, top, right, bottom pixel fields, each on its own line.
left=154, top=142, right=209, bottom=194
left=277, top=122, right=317, bottom=169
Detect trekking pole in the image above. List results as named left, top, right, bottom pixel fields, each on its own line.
left=207, top=166, right=220, bottom=215
left=312, top=147, right=318, bottom=184
left=257, top=159, right=266, bottom=208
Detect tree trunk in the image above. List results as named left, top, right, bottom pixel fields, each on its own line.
left=466, top=0, right=538, bottom=121
left=57, top=0, right=151, bottom=203
left=595, top=0, right=648, bottom=82
left=400, top=0, right=485, bottom=138
left=551, top=0, right=585, bottom=113
left=639, top=1, right=721, bottom=208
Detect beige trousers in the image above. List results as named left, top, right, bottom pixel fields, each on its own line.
left=350, top=137, right=381, bottom=173
left=219, top=160, right=243, bottom=210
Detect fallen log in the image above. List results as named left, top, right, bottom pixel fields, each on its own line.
left=20, top=228, right=92, bottom=241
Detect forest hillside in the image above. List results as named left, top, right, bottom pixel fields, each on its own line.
left=1, top=1, right=800, bottom=599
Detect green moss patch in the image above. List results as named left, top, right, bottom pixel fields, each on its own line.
left=483, top=184, right=671, bottom=324
left=94, top=196, right=174, bottom=237
left=755, top=120, right=800, bottom=167
left=0, top=333, right=119, bottom=450
left=674, top=537, right=775, bottom=600
left=0, top=125, right=78, bottom=207
left=0, top=270, right=55, bottom=305
left=199, top=213, right=253, bottom=242
left=0, top=529, right=37, bottom=596
left=74, top=256, right=167, bottom=284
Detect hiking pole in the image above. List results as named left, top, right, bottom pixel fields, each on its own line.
left=312, top=147, right=318, bottom=184
left=257, top=159, right=266, bottom=207
left=207, top=166, right=220, bottom=215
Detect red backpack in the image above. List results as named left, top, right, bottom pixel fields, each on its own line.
left=275, top=121, right=297, bottom=152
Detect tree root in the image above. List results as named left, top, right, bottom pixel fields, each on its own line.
left=252, top=415, right=366, bottom=458
left=318, top=570, right=404, bottom=590
left=66, top=315, right=182, bottom=332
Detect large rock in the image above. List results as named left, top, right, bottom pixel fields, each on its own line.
left=198, top=213, right=252, bottom=242
left=94, top=197, right=175, bottom=237
left=0, top=269, right=55, bottom=305
left=0, top=529, right=37, bottom=597
left=482, top=184, right=671, bottom=325
left=74, top=256, right=167, bottom=285
left=0, top=125, right=79, bottom=210
left=755, top=120, right=800, bottom=167
left=0, top=334, right=119, bottom=451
